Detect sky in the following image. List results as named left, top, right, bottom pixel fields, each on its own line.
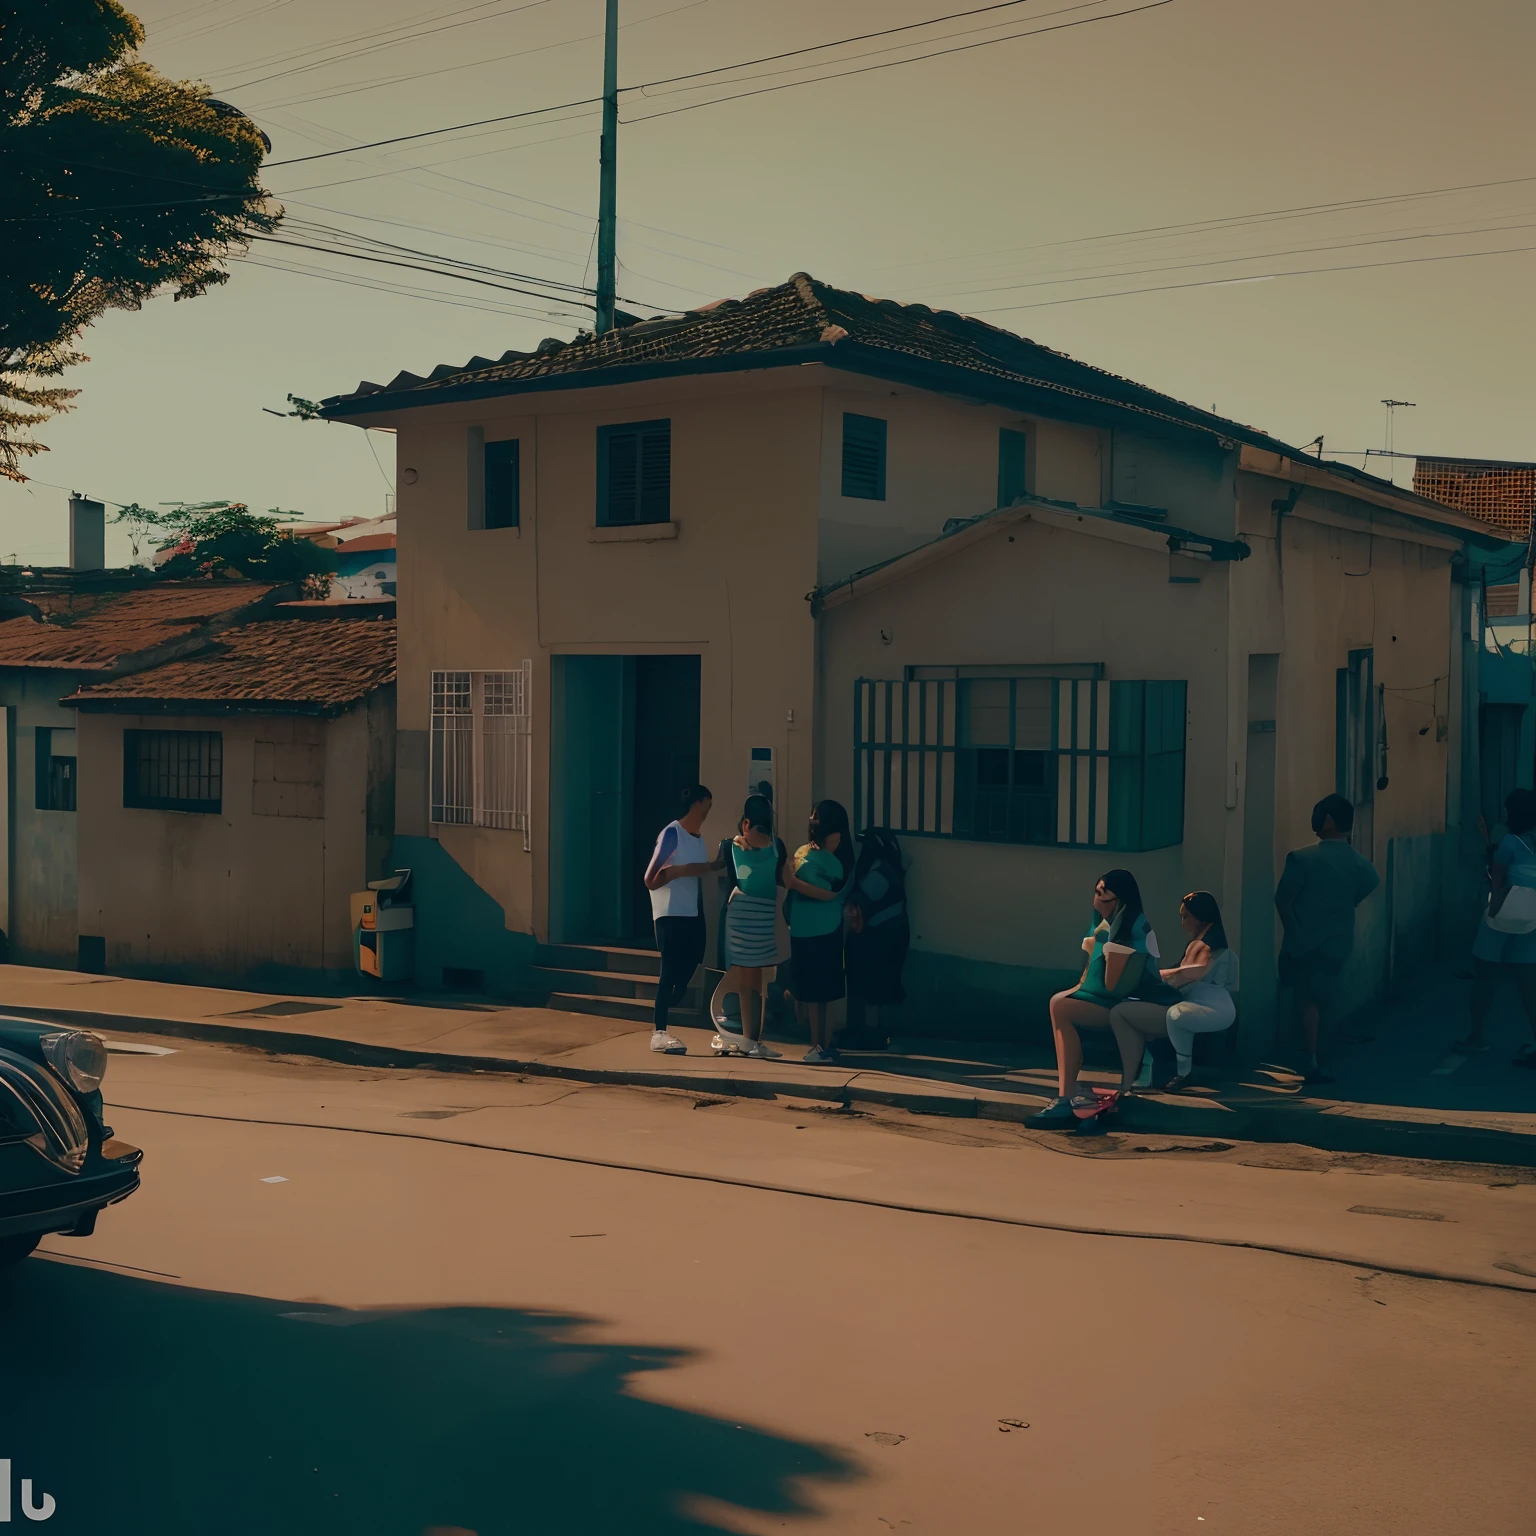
left=6, top=0, right=1534, bottom=564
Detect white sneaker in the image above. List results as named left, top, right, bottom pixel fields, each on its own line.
left=748, top=1041, right=782, bottom=1059
left=650, top=1030, right=687, bottom=1055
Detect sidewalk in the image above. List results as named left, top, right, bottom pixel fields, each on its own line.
left=4, top=963, right=1535, bottom=1167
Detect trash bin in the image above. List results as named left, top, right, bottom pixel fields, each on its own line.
left=352, top=869, right=414, bottom=983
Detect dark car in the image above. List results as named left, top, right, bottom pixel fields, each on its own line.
left=0, top=1020, right=141, bottom=1268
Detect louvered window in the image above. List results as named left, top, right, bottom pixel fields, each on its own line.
left=841, top=413, right=887, bottom=500
left=597, top=419, right=671, bottom=526
left=484, top=438, right=520, bottom=529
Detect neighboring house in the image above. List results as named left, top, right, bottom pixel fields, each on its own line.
left=66, top=612, right=396, bottom=989
left=0, top=578, right=285, bottom=967
left=1413, top=455, right=1536, bottom=950
left=332, top=520, right=397, bottom=601
left=318, top=271, right=1512, bottom=1041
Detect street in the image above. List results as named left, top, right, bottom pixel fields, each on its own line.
left=2, top=1037, right=1532, bottom=1535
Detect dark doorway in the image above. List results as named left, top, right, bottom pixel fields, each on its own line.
left=550, top=654, right=700, bottom=948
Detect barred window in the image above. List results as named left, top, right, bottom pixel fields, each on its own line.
left=124, top=729, right=223, bottom=814
left=431, top=664, right=532, bottom=848
left=854, top=673, right=1185, bottom=851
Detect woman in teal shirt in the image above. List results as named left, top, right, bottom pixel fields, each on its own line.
left=786, top=800, right=853, bottom=1065
left=715, top=794, right=786, bottom=1059
left=1029, top=868, right=1161, bottom=1127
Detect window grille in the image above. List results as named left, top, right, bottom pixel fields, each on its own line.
left=124, top=729, right=223, bottom=814
left=431, top=664, right=532, bottom=848
left=853, top=675, right=1185, bottom=852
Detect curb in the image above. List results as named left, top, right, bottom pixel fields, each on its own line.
left=7, top=1002, right=1536, bottom=1168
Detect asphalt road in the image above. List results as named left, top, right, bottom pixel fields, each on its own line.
left=2, top=1038, right=1533, bottom=1536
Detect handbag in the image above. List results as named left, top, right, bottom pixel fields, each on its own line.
left=1488, top=837, right=1536, bottom=934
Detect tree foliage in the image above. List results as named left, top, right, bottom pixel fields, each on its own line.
left=1, top=1, right=278, bottom=478
left=115, top=500, right=336, bottom=592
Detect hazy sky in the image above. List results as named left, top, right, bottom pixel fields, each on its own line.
left=6, top=0, right=1533, bottom=563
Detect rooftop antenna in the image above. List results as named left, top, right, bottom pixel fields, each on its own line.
left=594, top=0, right=619, bottom=335
left=1381, top=399, right=1415, bottom=485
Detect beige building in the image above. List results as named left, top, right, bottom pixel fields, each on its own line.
left=0, top=578, right=286, bottom=968
left=319, top=273, right=1509, bottom=1043
left=67, top=613, right=396, bottom=988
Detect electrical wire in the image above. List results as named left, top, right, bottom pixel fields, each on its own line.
left=621, top=1, right=1175, bottom=125
left=968, top=240, right=1536, bottom=313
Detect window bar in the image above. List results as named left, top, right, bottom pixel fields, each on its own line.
left=881, top=680, right=894, bottom=829
left=934, top=679, right=946, bottom=836
left=899, top=680, right=910, bottom=833
left=917, top=682, right=928, bottom=834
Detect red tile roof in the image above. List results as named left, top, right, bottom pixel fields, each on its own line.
left=320, top=270, right=1293, bottom=451
left=335, top=533, right=396, bottom=554
left=0, top=582, right=281, bottom=670
left=68, top=617, right=396, bottom=714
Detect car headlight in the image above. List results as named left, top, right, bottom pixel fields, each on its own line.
left=0, top=1050, right=89, bottom=1173
left=42, top=1031, right=108, bottom=1094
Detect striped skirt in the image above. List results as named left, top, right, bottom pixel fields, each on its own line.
left=724, top=890, right=781, bottom=968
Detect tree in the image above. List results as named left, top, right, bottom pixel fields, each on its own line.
left=114, top=501, right=336, bottom=593
left=1, top=1, right=278, bottom=479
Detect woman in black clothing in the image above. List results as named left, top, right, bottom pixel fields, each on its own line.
left=843, top=828, right=910, bottom=1048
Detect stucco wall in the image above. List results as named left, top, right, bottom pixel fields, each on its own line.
left=75, top=706, right=375, bottom=986
left=1, top=672, right=84, bottom=967
left=391, top=369, right=826, bottom=959
left=815, top=381, right=1105, bottom=585
left=819, top=512, right=1229, bottom=1032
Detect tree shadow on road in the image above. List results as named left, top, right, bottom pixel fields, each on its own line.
left=0, top=1258, right=856, bottom=1536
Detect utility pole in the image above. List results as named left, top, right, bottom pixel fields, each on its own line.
left=595, top=0, right=618, bottom=335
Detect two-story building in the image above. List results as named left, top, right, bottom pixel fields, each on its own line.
left=319, top=272, right=1512, bottom=1045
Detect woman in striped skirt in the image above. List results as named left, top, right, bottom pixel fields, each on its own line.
left=716, top=794, right=786, bottom=1058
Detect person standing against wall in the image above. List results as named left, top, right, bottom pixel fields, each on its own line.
left=1274, top=793, right=1380, bottom=1084
left=643, top=784, right=715, bottom=1055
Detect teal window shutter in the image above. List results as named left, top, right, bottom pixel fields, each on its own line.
left=483, top=438, right=520, bottom=529
left=597, top=419, right=670, bottom=525
left=1107, top=680, right=1187, bottom=850
left=997, top=429, right=1028, bottom=507
left=841, top=413, right=887, bottom=500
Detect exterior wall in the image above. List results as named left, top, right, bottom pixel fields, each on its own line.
left=818, top=513, right=1230, bottom=1035
left=0, top=671, right=85, bottom=967
left=390, top=368, right=825, bottom=980
left=816, top=380, right=1105, bottom=585
left=75, top=706, right=377, bottom=987
left=820, top=480, right=1460, bottom=1044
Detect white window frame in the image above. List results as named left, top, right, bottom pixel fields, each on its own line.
left=430, top=664, right=532, bottom=850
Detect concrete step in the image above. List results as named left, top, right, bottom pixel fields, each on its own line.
left=533, top=966, right=701, bottom=1004
left=535, top=943, right=661, bottom=977
left=547, top=991, right=704, bottom=1025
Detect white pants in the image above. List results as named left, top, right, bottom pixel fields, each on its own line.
left=1165, top=985, right=1236, bottom=1073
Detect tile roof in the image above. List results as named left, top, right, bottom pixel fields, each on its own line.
left=68, top=617, right=396, bottom=714
left=320, top=270, right=1303, bottom=454
left=0, top=582, right=281, bottom=670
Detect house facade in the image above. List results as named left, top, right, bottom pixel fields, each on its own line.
left=320, top=273, right=1510, bottom=1041
left=66, top=612, right=397, bottom=989
left=0, top=578, right=285, bottom=967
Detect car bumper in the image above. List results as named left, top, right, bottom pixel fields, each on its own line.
left=0, top=1139, right=142, bottom=1241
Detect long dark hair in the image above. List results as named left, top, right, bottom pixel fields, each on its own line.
left=1097, top=868, right=1144, bottom=936
left=1180, top=890, right=1228, bottom=949
left=809, top=799, right=854, bottom=884
left=856, top=826, right=905, bottom=882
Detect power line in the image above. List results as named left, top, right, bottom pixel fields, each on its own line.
left=262, top=0, right=1171, bottom=166
left=875, top=172, right=1536, bottom=277
left=968, top=240, right=1536, bottom=313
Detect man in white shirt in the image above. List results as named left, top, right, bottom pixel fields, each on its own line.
left=642, top=784, right=714, bottom=1053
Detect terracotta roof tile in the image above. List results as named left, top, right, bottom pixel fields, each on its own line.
left=0, top=582, right=281, bottom=670
left=68, top=618, right=396, bottom=714
left=319, top=271, right=1293, bottom=452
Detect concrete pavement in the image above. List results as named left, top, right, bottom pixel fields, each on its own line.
left=6, top=1039, right=1532, bottom=1534
left=3, top=961, right=1536, bottom=1166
